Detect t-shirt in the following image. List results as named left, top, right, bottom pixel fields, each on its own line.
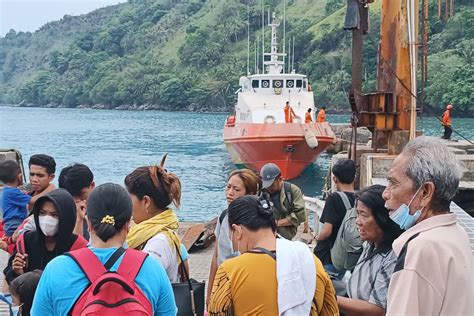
left=314, top=191, right=355, bottom=265
left=142, top=233, right=188, bottom=283
left=1, top=187, right=30, bottom=222
left=208, top=252, right=339, bottom=316
left=214, top=210, right=232, bottom=266
left=31, top=247, right=177, bottom=316
left=347, top=243, right=397, bottom=309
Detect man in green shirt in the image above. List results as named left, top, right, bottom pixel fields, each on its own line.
left=260, top=163, right=306, bottom=240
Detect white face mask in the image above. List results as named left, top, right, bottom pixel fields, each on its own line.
left=38, top=215, right=59, bottom=236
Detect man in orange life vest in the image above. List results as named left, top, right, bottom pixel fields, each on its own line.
left=317, top=106, right=326, bottom=123
left=305, top=108, right=313, bottom=123
left=441, top=104, right=453, bottom=140
left=284, top=101, right=296, bottom=123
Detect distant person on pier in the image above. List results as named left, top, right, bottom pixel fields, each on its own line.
left=207, top=169, right=261, bottom=305
left=441, top=103, right=453, bottom=139
left=305, top=108, right=313, bottom=123
left=125, top=155, right=188, bottom=283
left=283, top=101, right=296, bottom=123
left=208, top=195, right=339, bottom=316
left=383, top=136, right=473, bottom=315
left=3, top=189, right=88, bottom=285
left=337, top=185, right=403, bottom=316
left=317, top=106, right=327, bottom=123
left=31, top=183, right=176, bottom=315
left=59, top=163, right=95, bottom=240
left=314, top=159, right=357, bottom=280
left=260, top=163, right=306, bottom=240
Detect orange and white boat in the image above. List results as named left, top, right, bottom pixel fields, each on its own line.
left=223, top=14, right=335, bottom=179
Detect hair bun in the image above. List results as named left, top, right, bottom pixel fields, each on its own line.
left=257, top=197, right=273, bottom=218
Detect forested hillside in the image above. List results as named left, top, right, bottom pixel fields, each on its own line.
left=0, top=0, right=472, bottom=114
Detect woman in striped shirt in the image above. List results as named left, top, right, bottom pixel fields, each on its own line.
left=337, top=185, right=403, bottom=316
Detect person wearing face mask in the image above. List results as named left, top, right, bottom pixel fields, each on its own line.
left=382, top=136, right=473, bottom=315
left=9, top=269, right=42, bottom=316
left=207, top=169, right=261, bottom=305
left=3, top=189, right=88, bottom=285
left=208, top=195, right=338, bottom=316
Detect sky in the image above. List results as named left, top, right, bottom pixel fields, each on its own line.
left=0, top=0, right=127, bottom=37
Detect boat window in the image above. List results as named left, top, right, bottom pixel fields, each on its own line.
left=261, top=80, right=270, bottom=88
left=286, top=80, right=294, bottom=88
left=303, top=81, right=307, bottom=89
left=273, top=80, right=283, bottom=88
left=252, top=80, right=259, bottom=88
left=296, top=80, right=302, bottom=88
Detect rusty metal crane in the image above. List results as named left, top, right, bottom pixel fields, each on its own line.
left=346, top=0, right=455, bottom=155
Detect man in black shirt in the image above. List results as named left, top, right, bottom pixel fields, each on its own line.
left=314, top=159, right=356, bottom=279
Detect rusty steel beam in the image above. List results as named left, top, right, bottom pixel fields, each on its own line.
left=377, top=0, right=418, bottom=131
left=421, top=0, right=429, bottom=115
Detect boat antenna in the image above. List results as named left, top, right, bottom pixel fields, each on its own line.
left=287, top=38, right=291, bottom=73
left=255, top=36, right=258, bottom=74
left=261, top=0, right=265, bottom=74
left=283, top=0, right=286, bottom=74
left=292, top=36, right=295, bottom=73
left=247, top=2, right=250, bottom=76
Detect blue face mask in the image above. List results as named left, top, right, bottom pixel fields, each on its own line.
left=389, top=186, right=424, bottom=230
left=11, top=304, right=22, bottom=316
left=225, top=229, right=241, bottom=259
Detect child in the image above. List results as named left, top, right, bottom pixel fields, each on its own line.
left=10, top=270, right=42, bottom=316
left=0, top=161, right=32, bottom=237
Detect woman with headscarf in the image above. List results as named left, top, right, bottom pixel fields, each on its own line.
left=208, top=195, right=338, bottom=316
left=3, top=189, right=87, bottom=284
left=337, top=185, right=404, bottom=316
left=207, top=169, right=261, bottom=304
left=124, top=155, right=185, bottom=283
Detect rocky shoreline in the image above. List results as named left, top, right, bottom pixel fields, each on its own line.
left=0, top=102, right=230, bottom=113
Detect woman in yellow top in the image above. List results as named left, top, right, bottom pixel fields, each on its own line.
left=208, top=195, right=339, bottom=316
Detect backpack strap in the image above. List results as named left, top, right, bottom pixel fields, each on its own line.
left=218, top=209, right=229, bottom=225
left=66, top=248, right=107, bottom=283
left=393, top=233, right=420, bottom=273
left=335, top=191, right=352, bottom=212
left=116, top=249, right=148, bottom=282
left=70, top=235, right=88, bottom=251
left=283, top=182, right=293, bottom=206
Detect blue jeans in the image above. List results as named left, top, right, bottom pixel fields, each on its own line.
left=3, top=218, right=24, bottom=236
left=324, top=263, right=346, bottom=280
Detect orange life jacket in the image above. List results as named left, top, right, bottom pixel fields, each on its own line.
left=305, top=112, right=312, bottom=123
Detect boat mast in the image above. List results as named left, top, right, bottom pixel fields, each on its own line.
left=263, top=12, right=286, bottom=74
left=283, top=0, right=286, bottom=74
left=247, top=3, right=250, bottom=76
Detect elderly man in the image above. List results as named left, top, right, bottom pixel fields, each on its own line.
left=383, top=136, right=473, bottom=315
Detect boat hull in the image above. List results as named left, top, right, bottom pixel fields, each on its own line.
left=223, top=122, right=335, bottom=179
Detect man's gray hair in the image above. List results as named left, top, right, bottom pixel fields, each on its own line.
left=401, top=136, right=464, bottom=208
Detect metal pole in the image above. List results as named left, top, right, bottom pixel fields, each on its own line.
left=407, top=0, right=417, bottom=140
left=247, top=4, right=250, bottom=76
left=261, top=0, right=265, bottom=74
left=283, top=0, right=286, bottom=73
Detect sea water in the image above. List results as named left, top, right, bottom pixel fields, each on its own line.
left=1, top=106, right=473, bottom=221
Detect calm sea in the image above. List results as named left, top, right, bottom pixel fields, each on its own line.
left=1, top=106, right=473, bottom=222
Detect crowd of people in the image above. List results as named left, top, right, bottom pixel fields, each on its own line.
left=0, top=135, right=472, bottom=315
